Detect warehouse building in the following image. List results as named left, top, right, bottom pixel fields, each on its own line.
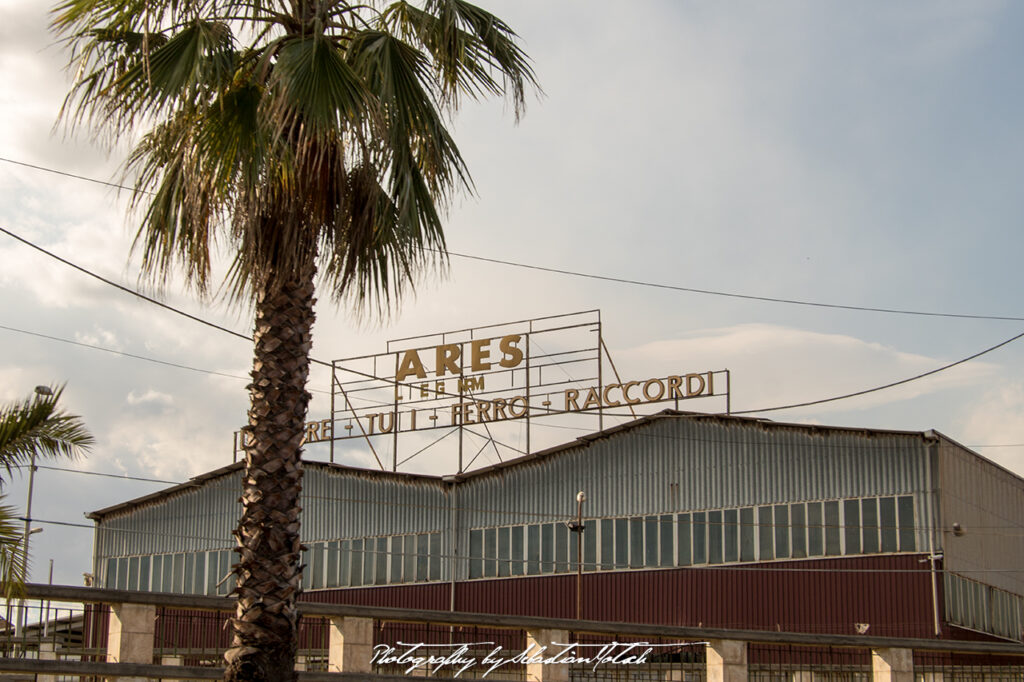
left=88, top=410, right=1024, bottom=643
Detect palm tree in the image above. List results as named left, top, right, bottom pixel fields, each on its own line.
left=52, top=1, right=536, bottom=678
left=0, top=386, right=93, bottom=599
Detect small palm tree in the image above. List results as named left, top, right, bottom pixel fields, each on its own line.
left=0, top=386, right=93, bottom=599
left=53, top=1, right=537, bottom=679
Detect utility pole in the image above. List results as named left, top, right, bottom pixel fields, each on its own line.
left=568, top=491, right=586, bottom=620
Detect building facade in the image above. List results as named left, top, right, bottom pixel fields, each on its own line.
left=89, top=411, right=1024, bottom=642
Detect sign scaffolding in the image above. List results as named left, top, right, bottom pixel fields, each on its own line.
left=327, top=310, right=730, bottom=473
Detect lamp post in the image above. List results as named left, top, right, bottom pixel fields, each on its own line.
left=15, top=385, right=52, bottom=639
left=567, top=491, right=586, bottom=620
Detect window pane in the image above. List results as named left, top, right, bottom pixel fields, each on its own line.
left=151, top=555, right=163, bottom=592
left=498, top=527, right=511, bottom=577
left=184, top=553, right=194, bottom=593
left=600, top=519, right=614, bottom=570
left=844, top=500, right=861, bottom=554
left=677, top=513, right=691, bottom=566
left=511, top=526, right=524, bottom=576
left=898, top=496, right=916, bottom=551
left=139, top=556, right=150, bottom=592
left=862, top=498, right=879, bottom=554
left=556, top=522, right=570, bottom=573
left=630, top=517, right=644, bottom=568
left=172, top=554, right=185, bottom=593
left=484, top=528, right=497, bottom=578
left=824, top=502, right=840, bottom=556
left=469, top=530, right=483, bottom=579
left=340, top=540, right=352, bottom=587
left=708, top=511, right=723, bottom=565
left=194, top=553, right=206, bottom=595
left=791, top=504, right=806, bottom=559
left=163, top=554, right=174, bottom=593
left=692, top=512, right=707, bottom=565
left=774, top=505, right=789, bottom=559
left=659, top=515, right=674, bottom=567
left=363, top=540, right=375, bottom=585
left=615, top=518, right=629, bottom=569
left=740, top=508, right=755, bottom=562
left=584, top=520, right=598, bottom=571
left=128, top=556, right=140, bottom=591
left=758, top=507, right=773, bottom=561
left=644, top=516, right=659, bottom=567
left=302, top=547, right=311, bottom=589
left=117, top=557, right=129, bottom=590
left=724, top=509, right=738, bottom=563
left=429, top=533, right=441, bottom=581
left=542, top=523, right=555, bottom=573
left=415, top=534, right=428, bottom=581
left=880, top=497, right=898, bottom=552
left=105, top=558, right=116, bottom=589
left=807, top=503, right=823, bottom=556
left=527, top=525, right=541, bottom=575
left=376, top=537, right=388, bottom=584
left=205, top=552, right=218, bottom=595
left=350, top=538, right=363, bottom=587
left=390, top=537, right=403, bottom=584
left=327, top=541, right=339, bottom=588
left=403, top=536, right=416, bottom=583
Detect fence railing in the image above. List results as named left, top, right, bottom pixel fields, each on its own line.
left=1, top=583, right=1023, bottom=680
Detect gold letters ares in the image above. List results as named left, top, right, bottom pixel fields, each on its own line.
left=396, top=335, right=525, bottom=382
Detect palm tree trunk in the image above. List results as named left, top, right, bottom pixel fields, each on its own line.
left=224, top=259, right=316, bottom=682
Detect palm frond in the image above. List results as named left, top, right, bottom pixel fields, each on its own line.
left=0, top=497, right=28, bottom=600
left=0, top=386, right=94, bottom=475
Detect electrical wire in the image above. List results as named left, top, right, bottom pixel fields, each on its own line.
left=4, top=153, right=1024, bottom=323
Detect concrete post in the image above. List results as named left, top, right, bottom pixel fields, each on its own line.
left=37, top=641, right=57, bottom=682
left=106, top=602, right=156, bottom=682
left=872, top=648, right=914, bottom=682
left=159, top=654, right=184, bottom=682
left=706, top=639, right=748, bottom=682
left=525, top=628, right=569, bottom=682
left=328, top=616, right=374, bottom=673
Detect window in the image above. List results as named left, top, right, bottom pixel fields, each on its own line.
left=151, top=555, right=163, bottom=592
left=584, top=519, right=598, bottom=571
left=403, top=536, right=415, bottom=583
left=206, top=552, right=219, bottom=594
left=350, top=538, right=363, bottom=586
left=897, top=496, right=916, bottom=551
left=677, top=513, right=691, bottom=566
left=542, top=523, right=554, bottom=573
left=644, top=516, right=659, bottom=567
left=723, top=509, right=738, bottom=563
left=791, top=504, right=806, bottom=559
left=340, top=540, right=352, bottom=587
left=600, top=519, right=614, bottom=570
left=327, top=541, right=340, bottom=588
left=807, top=502, right=823, bottom=557
left=128, top=556, right=140, bottom=591
left=498, top=527, right=511, bottom=577
left=556, top=522, right=570, bottom=573
left=861, top=498, right=879, bottom=554
left=116, top=558, right=127, bottom=590
left=844, top=500, right=861, bottom=554
left=758, top=507, right=773, bottom=561
left=774, top=505, right=789, bottom=559
left=389, top=537, right=403, bottom=584
left=172, top=554, right=184, bottom=593
left=469, top=530, right=483, bottom=579
left=527, top=525, right=541, bottom=575
left=659, top=515, right=673, bottom=567
left=615, top=518, right=628, bottom=569
left=511, top=526, right=525, bottom=576
left=707, top=511, right=723, bottom=565
left=415, top=534, right=428, bottom=582
left=824, top=501, right=840, bottom=556
left=194, top=553, right=206, bottom=594
left=140, top=556, right=150, bottom=592
left=429, top=533, right=441, bottom=581
left=692, top=512, right=707, bottom=564
left=484, top=528, right=497, bottom=578
left=879, top=497, right=898, bottom=552
left=739, top=508, right=755, bottom=562
left=184, top=553, right=195, bottom=593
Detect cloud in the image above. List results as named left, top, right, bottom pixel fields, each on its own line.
left=958, top=383, right=1024, bottom=473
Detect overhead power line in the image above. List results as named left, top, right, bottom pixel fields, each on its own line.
left=443, top=250, right=1024, bottom=322
left=3, top=155, right=1023, bottom=323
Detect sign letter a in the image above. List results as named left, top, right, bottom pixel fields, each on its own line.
left=396, top=350, right=427, bottom=381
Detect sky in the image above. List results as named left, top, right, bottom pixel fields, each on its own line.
left=2, top=0, right=1024, bottom=586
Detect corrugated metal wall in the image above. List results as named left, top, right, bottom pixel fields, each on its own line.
left=95, top=415, right=937, bottom=587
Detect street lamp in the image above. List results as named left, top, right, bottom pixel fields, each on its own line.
left=15, top=385, right=52, bottom=639
left=567, top=491, right=586, bottom=620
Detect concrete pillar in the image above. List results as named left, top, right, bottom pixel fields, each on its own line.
left=37, top=641, right=57, bottom=682
left=872, top=648, right=914, bottom=682
left=106, top=602, right=156, bottom=682
left=707, top=639, right=748, bottom=682
left=159, top=654, right=184, bottom=682
left=328, top=616, right=374, bottom=673
left=525, top=628, right=569, bottom=682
